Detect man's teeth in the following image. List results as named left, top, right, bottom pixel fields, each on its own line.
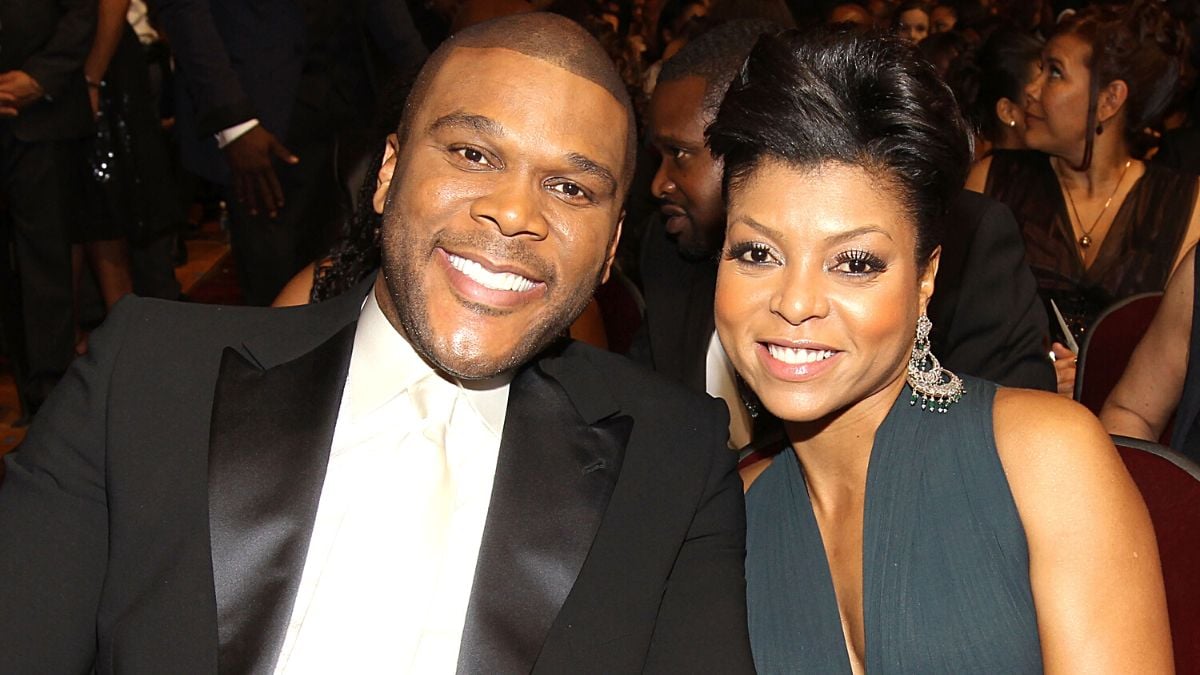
left=447, top=254, right=536, bottom=292
left=767, top=345, right=836, bottom=365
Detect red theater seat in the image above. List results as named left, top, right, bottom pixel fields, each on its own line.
left=1112, top=435, right=1200, bottom=673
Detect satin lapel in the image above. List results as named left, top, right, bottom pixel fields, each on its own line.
left=456, top=350, right=632, bottom=674
left=207, top=321, right=356, bottom=675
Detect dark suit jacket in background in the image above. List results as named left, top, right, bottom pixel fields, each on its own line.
left=631, top=190, right=1055, bottom=398
left=0, top=0, right=95, bottom=142
left=153, top=0, right=427, bottom=184
left=0, top=280, right=754, bottom=674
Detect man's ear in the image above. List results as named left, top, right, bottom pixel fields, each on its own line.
left=1097, top=79, right=1129, bottom=128
left=372, top=132, right=401, bottom=215
left=919, top=245, right=941, bottom=315
left=601, top=213, right=624, bottom=284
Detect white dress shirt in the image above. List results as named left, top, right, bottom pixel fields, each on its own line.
left=273, top=289, right=511, bottom=674
left=705, top=330, right=753, bottom=450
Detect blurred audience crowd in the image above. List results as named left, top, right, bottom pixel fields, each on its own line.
left=3, top=0, right=1200, bottom=462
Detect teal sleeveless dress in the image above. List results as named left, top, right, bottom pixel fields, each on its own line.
left=745, top=377, right=1042, bottom=673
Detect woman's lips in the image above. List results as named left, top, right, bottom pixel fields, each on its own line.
left=755, top=341, right=842, bottom=382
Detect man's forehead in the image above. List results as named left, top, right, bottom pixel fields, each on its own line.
left=432, top=46, right=623, bottom=103
left=650, top=76, right=710, bottom=134
left=417, top=48, right=630, bottom=162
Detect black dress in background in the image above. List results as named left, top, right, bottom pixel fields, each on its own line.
left=984, top=149, right=1195, bottom=344
left=745, top=377, right=1042, bottom=673
left=83, top=23, right=184, bottom=299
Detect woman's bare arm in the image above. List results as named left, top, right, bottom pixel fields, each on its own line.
left=271, top=262, right=318, bottom=307
left=1099, top=246, right=1194, bottom=440
left=995, top=389, right=1172, bottom=674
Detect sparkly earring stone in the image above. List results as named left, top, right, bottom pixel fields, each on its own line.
left=906, top=313, right=964, bottom=413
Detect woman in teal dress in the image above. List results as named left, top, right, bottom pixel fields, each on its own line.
left=707, top=27, right=1171, bottom=673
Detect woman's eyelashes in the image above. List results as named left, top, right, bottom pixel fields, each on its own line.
left=724, top=241, right=887, bottom=277
left=831, top=249, right=887, bottom=276
left=725, top=241, right=779, bottom=266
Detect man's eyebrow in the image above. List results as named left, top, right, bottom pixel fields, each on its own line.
left=566, top=152, right=618, bottom=195
left=428, top=111, right=506, bottom=137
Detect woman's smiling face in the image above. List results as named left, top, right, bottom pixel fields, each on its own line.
left=714, top=160, right=937, bottom=425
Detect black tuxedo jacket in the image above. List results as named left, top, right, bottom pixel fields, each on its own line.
left=0, top=0, right=95, bottom=141
left=0, top=281, right=753, bottom=674
left=631, top=190, right=1055, bottom=394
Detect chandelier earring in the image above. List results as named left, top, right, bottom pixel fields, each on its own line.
left=907, top=313, right=964, bottom=413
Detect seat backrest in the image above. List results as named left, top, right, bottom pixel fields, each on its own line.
left=1112, top=435, right=1200, bottom=673
left=1075, top=293, right=1164, bottom=414
left=594, top=267, right=644, bottom=356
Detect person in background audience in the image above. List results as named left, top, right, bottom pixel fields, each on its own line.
left=949, top=28, right=1043, bottom=158
left=721, top=27, right=1170, bottom=673
left=918, top=29, right=970, bottom=78
left=828, top=3, right=874, bottom=30
left=930, top=2, right=957, bottom=32
left=74, top=0, right=184, bottom=354
left=0, top=0, right=95, bottom=418
left=967, top=0, right=1200, bottom=396
left=154, top=0, right=427, bottom=305
left=0, top=14, right=753, bottom=673
left=894, top=1, right=932, bottom=43
left=1102, top=244, right=1200, bottom=461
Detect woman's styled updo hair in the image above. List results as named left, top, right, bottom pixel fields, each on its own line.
left=706, top=26, right=973, bottom=269
left=1056, top=0, right=1187, bottom=169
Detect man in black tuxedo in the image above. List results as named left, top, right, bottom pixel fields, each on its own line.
left=0, top=14, right=753, bottom=674
left=0, top=0, right=96, bottom=413
left=631, top=22, right=1054, bottom=446
left=155, top=0, right=427, bottom=305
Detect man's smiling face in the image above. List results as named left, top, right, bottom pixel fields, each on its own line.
left=374, top=46, right=629, bottom=379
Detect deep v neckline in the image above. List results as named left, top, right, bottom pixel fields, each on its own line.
left=770, top=389, right=915, bottom=673
left=1048, top=160, right=1146, bottom=279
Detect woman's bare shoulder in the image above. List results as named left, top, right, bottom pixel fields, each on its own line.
left=739, top=455, right=775, bottom=494
left=992, top=388, right=1115, bottom=475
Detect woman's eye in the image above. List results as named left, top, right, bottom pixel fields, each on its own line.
left=455, top=147, right=492, bottom=166
left=725, top=242, right=779, bottom=265
left=832, top=250, right=886, bottom=276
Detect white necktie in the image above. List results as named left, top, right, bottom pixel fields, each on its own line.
left=408, top=374, right=459, bottom=554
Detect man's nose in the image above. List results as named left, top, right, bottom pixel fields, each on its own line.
left=651, top=160, right=676, bottom=201
left=470, top=174, right=549, bottom=239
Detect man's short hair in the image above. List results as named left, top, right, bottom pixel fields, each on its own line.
left=397, top=12, right=638, bottom=190
left=657, top=19, right=782, bottom=117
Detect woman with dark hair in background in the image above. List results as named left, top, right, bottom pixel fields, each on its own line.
left=949, top=28, right=1043, bottom=157
left=893, top=0, right=932, bottom=43
left=716, top=27, right=1169, bottom=673
left=967, top=0, right=1200, bottom=396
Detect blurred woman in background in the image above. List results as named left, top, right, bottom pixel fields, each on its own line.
left=967, top=0, right=1200, bottom=395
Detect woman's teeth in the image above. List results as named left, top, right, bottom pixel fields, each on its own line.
left=767, top=344, right=835, bottom=365
left=448, top=253, right=536, bottom=292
